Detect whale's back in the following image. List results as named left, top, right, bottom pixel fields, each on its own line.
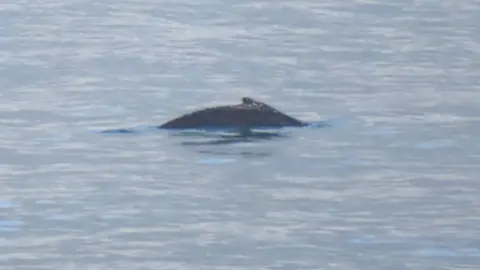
left=160, top=97, right=304, bottom=129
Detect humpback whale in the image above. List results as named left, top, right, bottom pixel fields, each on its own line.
left=159, top=97, right=306, bottom=129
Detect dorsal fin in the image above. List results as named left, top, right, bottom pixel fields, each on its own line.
left=241, top=97, right=275, bottom=111
left=241, top=97, right=255, bottom=105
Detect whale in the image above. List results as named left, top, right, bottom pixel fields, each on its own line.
left=159, top=97, right=306, bottom=130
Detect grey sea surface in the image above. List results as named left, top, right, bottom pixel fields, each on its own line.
left=1, top=0, right=480, bottom=269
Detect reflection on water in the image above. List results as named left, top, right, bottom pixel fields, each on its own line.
left=99, top=120, right=330, bottom=136
left=99, top=121, right=330, bottom=158
left=174, top=129, right=287, bottom=144
left=196, top=149, right=272, bottom=158
left=173, top=129, right=287, bottom=158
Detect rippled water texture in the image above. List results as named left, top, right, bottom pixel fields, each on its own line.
left=1, top=0, right=479, bottom=269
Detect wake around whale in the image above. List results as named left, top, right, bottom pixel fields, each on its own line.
left=159, top=97, right=307, bottom=130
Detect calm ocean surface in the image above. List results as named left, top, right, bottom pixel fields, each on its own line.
left=1, top=0, right=479, bottom=269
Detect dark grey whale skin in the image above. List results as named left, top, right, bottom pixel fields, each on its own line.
left=159, top=97, right=306, bottom=130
